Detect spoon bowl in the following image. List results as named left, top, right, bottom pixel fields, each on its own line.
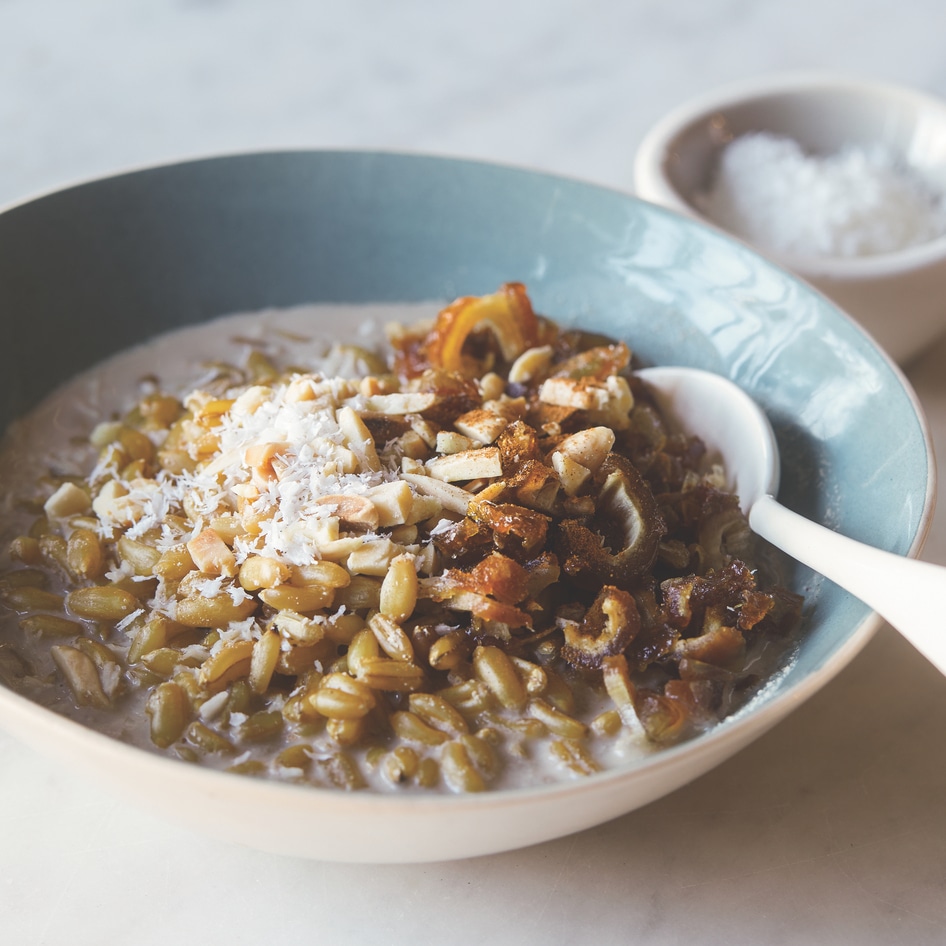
left=637, top=366, right=781, bottom=513
left=639, top=365, right=946, bottom=676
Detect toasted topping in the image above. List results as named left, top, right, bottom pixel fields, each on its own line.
left=550, top=451, right=591, bottom=497
left=453, top=408, right=509, bottom=445
left=557, top=454, right=666, bottom=588
left=426, top=447, right=503, bottom=483
left=435, top=430, right=475, bottom=455
left=562, top=586, right=640, bottom=669
left=554, top=426, right=615, bottom=474
left=538, top=377, right=610, bottom=411
left=187, top=527, right=238, bottom=577
left=311, top=495, right=381, bottom=531
left=422, top=282, right=539, bottom=377
left=508, top=345, right=555, bottom=384
left=43, top=482, right=92, bottom=519
left=361, top=392, right=438, bottom=415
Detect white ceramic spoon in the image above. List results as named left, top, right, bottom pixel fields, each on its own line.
left=637, top=366, right=945, bottom=675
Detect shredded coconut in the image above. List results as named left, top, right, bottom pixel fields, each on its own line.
left=697, top=132, right=946, bottom=258
left=115, top=608, right=145, bottom=633
left=197, top=690, right=229, bottom=721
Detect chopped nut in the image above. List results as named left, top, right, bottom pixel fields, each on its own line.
left=43, top=482, right=91, bottom=519
left=478, top=372, right=506, bottom=401
left=347, top=537, right=402, bottom=576
left=394, top=429, right=430, bottom=460
left=426, top=447, right=503, bottom=483
left=538, top=377, right=610, bottom=411
left=361, top=392, right=437, bottom=414
left=401, top=472, right=471, bottom=515
left=407, top=415, right=439, bottom=448
left=91, top=479, right=141, bottom=526
left=337, top=406, right=381, bottom=471
left=554, top=426, right=615, bottom=473
left=245, top=442, right=290, bottom=486
left=311, top=494, right=380, bottom=531
left=403, top=492, right=443, bottom=524
left=366, top=480, right=414, bottom=527
left=551, top=451, right=592, bottom=496
left=586, top=375, right=634, bottom=430
left=435, top=431, right=475, bottom=454
left=186, top=527, right=237, bottom=577
left=453, top=409, right=509, bottom=445
left=232, top=384, right=274, bottom=413
left=508, top=344, right=554, bottom=383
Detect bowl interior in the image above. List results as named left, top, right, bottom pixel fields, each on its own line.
left=0, top=152, right=934, bottom=859
left=660, top=81, right=946, bottom=210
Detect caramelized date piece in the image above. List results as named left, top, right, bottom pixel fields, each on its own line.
left=557, top=454, right=666, bottom=589
left=550, top=341, right=631, bottom=381
left=663, top=560, right=759, bottom=633
left=469, top=499, right=550, bottom=557
left=562, top=585, right=640, bottom=670
left=423, top=282, right=539, bottom=377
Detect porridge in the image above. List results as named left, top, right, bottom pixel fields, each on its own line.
left=0, top=284, right=802, bottom=792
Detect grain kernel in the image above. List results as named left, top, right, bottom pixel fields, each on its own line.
left=66, top=585, right=140, bottom=622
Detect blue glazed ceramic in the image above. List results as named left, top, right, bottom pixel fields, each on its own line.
left=0, top=152, right=934, bottom=862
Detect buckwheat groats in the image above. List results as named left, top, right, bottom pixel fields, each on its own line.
left=0, top=285, right=802, bottom=792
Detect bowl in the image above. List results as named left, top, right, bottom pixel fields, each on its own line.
left=0, top=151, right=935, bottom=862
left=633, top=73, right=946, bottom=365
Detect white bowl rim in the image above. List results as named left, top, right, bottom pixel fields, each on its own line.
left=633, top=70, right=946, bottom=279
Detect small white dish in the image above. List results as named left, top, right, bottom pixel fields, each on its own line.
left=633, top=73, right=946, bottom=364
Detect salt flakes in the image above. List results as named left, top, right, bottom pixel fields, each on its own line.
left=697, top=132, right=946, bottom=258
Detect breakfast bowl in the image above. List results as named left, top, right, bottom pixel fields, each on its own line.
left=633, top=73, right=946, bottom=365
left=0, top=151, right=935, bottom=863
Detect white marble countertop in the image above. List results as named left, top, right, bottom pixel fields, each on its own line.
left=3, top=1, right=946, bottom=943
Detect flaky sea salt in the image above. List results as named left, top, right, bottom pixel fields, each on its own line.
left=697, top=132, right=946, bottom=258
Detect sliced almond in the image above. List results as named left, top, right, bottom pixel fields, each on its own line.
left=186, top=527, right=237, bottom=577
left=337, top=406, right=381, bottom=471
left=245, top=442, right=290, bottom=486
left=435, top=431, right=475, bottom=455
left=551, top=451, right=592, bottom=496
left=367, top=480, right=414, bottom=527
left=312, top=494, right=380, bottom=531
left=361, top=392, right=437, bottom=415
left=538, top=377, right=610, bottom=411
left=347, top=537, right=402, bottom=576
left=453, top=409, right=509, bottom=445
left=44, top=482, right=92, bottom=519
left=555, top=426, right=615, bottom=474
left=426, top=447, right=502, bottom=483
left=401, top=473, right=471, bottom=515
left=507, top=345, right=554, bottom=384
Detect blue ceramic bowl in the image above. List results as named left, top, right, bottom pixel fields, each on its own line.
left=0, top=152, right=935, bottom=862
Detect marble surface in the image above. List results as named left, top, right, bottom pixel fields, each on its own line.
left=3, top=1, right=946, bottom=943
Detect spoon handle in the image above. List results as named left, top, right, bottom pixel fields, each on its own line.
left=749, top=494, right=946, bottom=675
